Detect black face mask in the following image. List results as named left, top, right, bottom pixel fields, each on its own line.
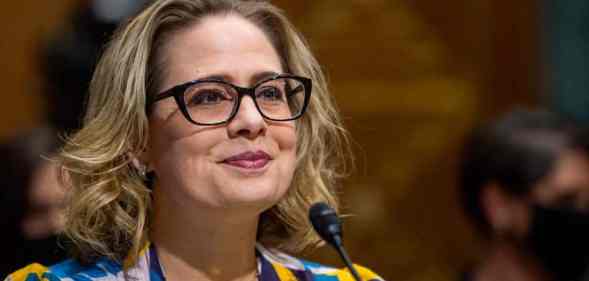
left=527, top=204, right=589, bottom=281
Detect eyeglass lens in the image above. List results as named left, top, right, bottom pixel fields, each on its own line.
left=182, top=77, right=306, bottom=124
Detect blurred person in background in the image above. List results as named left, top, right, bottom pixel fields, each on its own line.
left=0, top=0, right=148, bottom=276
left=459, top=109, right=589, bottom=281
left=43, top=0, right=151, bottom=135
left=0, top=129, right=63, bottom=276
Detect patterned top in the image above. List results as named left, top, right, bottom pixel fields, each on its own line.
left=4, top=244, right=383, bottom=281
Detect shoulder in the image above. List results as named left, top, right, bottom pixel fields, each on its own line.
left=4, top=263, right=49, bottom=281
left=257, top=245, right=384, bottom=281
left=5, top=244, right=156, bottom=281
left=4, top=258, right=127, bottom=281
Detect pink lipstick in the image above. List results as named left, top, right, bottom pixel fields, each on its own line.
left=222, top=151, right=271, bottom=169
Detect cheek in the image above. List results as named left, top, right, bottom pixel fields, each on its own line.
left=150, top=105, right=200, bottom=140
left=271, top=123, right=297, bottom=152
left=271, top=125, right=298, bottom=188
left=150, top=132, right=225, bottom=208
left=149, top=120, right=222, bottom=186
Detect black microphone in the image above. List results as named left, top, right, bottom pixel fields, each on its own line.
left=309, top=202, right=362, bottom=281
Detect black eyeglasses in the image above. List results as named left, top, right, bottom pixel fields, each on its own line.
left=149, top=74, right=312, bottom=126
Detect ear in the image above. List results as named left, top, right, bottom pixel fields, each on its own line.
left=128, top=145, right=153, bottom=175
left=480, top=183, right=514, bottom=234
left=128, top=152, right=146, bottom=174
left=138, top=144, right=154, bottom=172
left=481, top=183, right=531, bottom=237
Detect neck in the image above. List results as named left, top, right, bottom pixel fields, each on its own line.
left=472, top=241, right=550, bottom=281
left=150, top=191, right=260, bottom=281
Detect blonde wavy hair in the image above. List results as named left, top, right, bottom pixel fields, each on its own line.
left=59, top=0, right=351, bottom=265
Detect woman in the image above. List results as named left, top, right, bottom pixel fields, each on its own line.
left=6, top=1, right=383, bottom=281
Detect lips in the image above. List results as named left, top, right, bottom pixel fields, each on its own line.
left=222, top=150, right=272, bottom=169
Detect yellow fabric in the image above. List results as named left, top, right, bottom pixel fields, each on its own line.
left=123, top=242, right=151, bottom=270
left=335, top=264, right=383, bottom=281
left=355, top=264, right=383, bottom=281
left=5, top=263, right=48, bottom=281
left=271, top=262, right=298, bottom=281
left=272, top=260, right=383, bottom=281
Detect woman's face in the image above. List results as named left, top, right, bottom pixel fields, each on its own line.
left=147, top=15, right=297, bottom=215
left=491, top=148, right=589, bottom=237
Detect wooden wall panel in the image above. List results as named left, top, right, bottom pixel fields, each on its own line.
left=0, top=1, right=78, bottom=138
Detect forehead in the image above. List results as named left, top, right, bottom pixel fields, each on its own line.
left=159, top=14, right=283, bottom=89
left=532, top=149, right=589, bottom=204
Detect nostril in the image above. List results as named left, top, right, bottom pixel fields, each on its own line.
left=235, top=124, right=266, bottom=139
left=236, top=128, right=251, bottom=137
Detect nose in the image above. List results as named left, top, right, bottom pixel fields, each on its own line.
left=227, top=96, right=267, bottom=139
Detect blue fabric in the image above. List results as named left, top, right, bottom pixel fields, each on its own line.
left=48, top=258, right=122, bottom=280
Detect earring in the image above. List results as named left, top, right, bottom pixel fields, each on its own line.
left=138, top=166, right=147, bottom=178
left=129, top=154, right=148, bottom=178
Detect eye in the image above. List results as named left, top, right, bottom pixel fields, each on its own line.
left=256, top=87, right=285, bottom=102
left=187, top=89, right=231, bottom=106
left=288, top=85, right=305, bottom=97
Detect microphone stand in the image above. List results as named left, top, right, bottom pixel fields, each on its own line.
left=309, top=202, right=362, bottom=281
left=332, top=235, right=362, bottom=281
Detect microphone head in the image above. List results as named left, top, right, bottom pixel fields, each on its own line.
left=309, top=202, right=343, bottom=248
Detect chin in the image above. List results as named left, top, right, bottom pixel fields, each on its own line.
left=214, top=181, right=288, bottom=210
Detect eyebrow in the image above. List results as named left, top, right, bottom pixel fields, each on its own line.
left=200, top=71, right=280, bottom=85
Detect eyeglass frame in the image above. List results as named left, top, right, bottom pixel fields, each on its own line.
left=148, top=74, right=312, bottom=126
